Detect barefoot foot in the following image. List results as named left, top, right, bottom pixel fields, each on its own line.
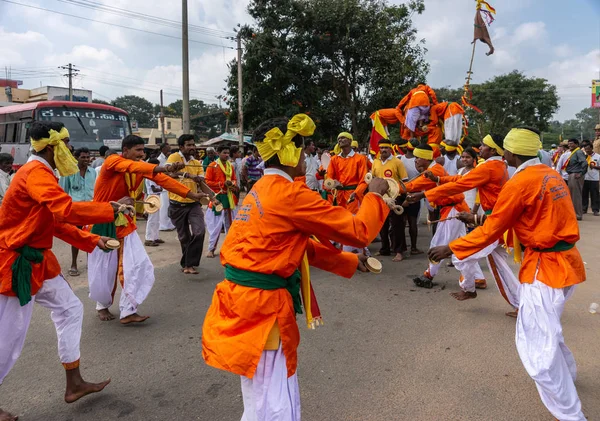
left=450, top=291, right=477, bottom=301
left=0, top=408, right=18, bottom=421
left=64, top=379, right=111, bottom=403
left=392, top=253, right=404, bottom=262
left=120, top=313, right=150, bottom=324
left=206, top=250, right=216, bottom=258
left=183, top=267, right=199, bottom=274
left=505, top=310, right=518, bottom=318
left=97, top=309, right=115, bottom=321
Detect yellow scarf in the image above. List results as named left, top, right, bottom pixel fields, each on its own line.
left=562, top=148, right=580, bottom=170
left=30, top=127, right=78, bottom=176
left=216, top=159, right=235, bottom=209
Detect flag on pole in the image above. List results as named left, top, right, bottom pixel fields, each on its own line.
left=474, top=1, right=495, bottom=56
left=369, top=111, right=388, bottom=156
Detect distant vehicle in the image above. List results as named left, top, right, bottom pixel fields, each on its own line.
left=0, top=100, right=131, bottom=167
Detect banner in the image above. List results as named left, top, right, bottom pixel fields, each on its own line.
left=593, top=80, right=600, bottom=108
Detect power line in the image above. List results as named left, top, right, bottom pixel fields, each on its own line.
left=55, top=0, right=236, bottom=39
left=1, top=0, right=235, bottom=49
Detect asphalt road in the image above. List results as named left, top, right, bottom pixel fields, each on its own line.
left=2, top=217, right=600, bottom=421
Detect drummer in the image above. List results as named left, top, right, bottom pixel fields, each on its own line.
left=371, top=139, right=408, bottom=261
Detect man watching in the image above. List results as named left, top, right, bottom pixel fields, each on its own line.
left=564, top=139, right=588, bottom=220
left=583, top=141, right=600, bottom=216
left=0, top=153, right=14, bottom=206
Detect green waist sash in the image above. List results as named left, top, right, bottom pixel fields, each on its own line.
left=12, top=246, right=44, bottom=306
left=484, top=210, right=493, bottom=215
left=533, top=240, right=574, bottom=253
left=213, top=193, right=232, bottom=216
left=91, top=222, right=117, bottom=253
left=338, top=184, right=358, bottom=191
left=224, top=264, right=302, bottom=314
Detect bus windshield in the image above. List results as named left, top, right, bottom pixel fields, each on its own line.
left=37, top=105, right=131, bottom=150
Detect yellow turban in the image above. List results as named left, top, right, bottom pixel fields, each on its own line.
left=351, top=140, right=358, bottom=149
left=440, top=141, right=463, bottom=154
left=413, top=147, right=434, bottom=160
left=255, top=114, right=316, bottom=167
left=503, top=128, right=542, bottom=157
left=482, top=134, right=504, bottom=156
left=337, top=132, right=353, bottom=142
left=30, top=127, right=78, bottom=176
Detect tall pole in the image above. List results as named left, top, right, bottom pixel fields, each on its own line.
left=68, top=63, right=73, bottom=101
left=237, top=33, right=244, bottom=147
left=160, top=89, right=166, bottom=145
left=182, top=0, right=190, bottom=134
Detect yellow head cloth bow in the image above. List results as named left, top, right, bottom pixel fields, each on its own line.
left=30, top=127, right=78, bottom=177
left=482, top=134, right=504, bottom=156
left=256, top=114, right=316, bottom=167
left=351, top=140, right=358, bottom=149
left=503, top=129, right=542, bottom=157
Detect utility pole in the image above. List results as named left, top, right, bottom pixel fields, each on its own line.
left=160, top=89, right=167, bottom=145
left=237, top=33, right=244, bottom=147
left=182, top=0, right=190, bottom=134
left=59, top=63, right=79, bottom=101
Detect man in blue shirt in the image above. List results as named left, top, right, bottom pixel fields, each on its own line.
left=59, top=147, right=97, bottom=276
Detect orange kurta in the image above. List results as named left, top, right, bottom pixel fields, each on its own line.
left=425, top=157, right=509, bottom=212
left=450, top=162, right=585, bottom=289
left=0, top=159, right=114, bottom=296
left=205, top=159, right=239, bottom=206
left=326, top=151, right=368, bottom=213
left=404, top=162, right=469, bottom=218
left=202, top=170, right=389, bottom=378
left=94, top=155, right=191, bottom=238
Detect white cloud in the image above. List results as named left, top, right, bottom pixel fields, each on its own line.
left=554, top=43, right=571, bottom=58
left=491, top=49, right=517, bottom=69
left=0, top=27, right=52, bottom=66
left=512, top=21, right=546, bottom=44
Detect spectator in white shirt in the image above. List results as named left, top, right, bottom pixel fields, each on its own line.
left=583, top=142, right=600, bottom=216
left=0, top=153, right=14, bottom=206
left=303, top=140, right=320, bottom=191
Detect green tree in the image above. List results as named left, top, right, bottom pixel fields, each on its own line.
left=112, top=95, right=156, bottom=127
left=167, top=99, right=229, bottom=136
left=226, top=0, right=428, bottom=142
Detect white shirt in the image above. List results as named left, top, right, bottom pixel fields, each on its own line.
left=514, top=157, right=541, bottom=175
left=0, top=168, right=12, bottom=205
left=458, top=166, right=477, bottom=209
left=339, top=149, right=356, bottom=159
left=304, top=154, right=320, bottom=190
left=555, top=152, right=569, bottom=180
left=158, top=152, right=168, bottom=166
left=145, top=178, right=162, bottom=195
left=400, top=155, right=419, bottom=179
left=585, top=153, right=600, bottom=181
left=264, top=167, right=293, bottom=182
left=443, top=154, right=460, bottom=176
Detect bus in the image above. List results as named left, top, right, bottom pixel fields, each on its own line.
left=0, top=101, right=132, bottom=166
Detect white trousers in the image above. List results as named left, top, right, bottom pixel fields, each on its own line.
left=241, top=345, right=301, bottom=421
left=206, top=208, right=234, bottom=252
left=145, top=199, right=160, bottom=242
left=453, top=241, right=520, bottom=308
left=88, top=232, right=154, bottom=319
left=0, top=275, right=82, bottom=383
left=427, top=209, right=476, bottom=278
left=159, top=190, right=176, bottom=231
left=516, top=279, right=585, bottom=421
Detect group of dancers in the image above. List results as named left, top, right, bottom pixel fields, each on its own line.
left=0, top=115, right=587, bottom=421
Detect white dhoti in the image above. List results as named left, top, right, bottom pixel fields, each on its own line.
left=516, top=279, right=584, bottom=421
left=145, top=201, right=160, bottom=242
left=159, top=190, right=176, bottom=231
left=0, top=275, right=83, bottom=383
left=241, top=344, right=301, bottom=421
left=453, top=241, right=520, bottom=308
left=427, top=208, right=472, bottom=278
left=88, top=231, right=154, bottom=319
left=206, top=208, right=235, bottom=252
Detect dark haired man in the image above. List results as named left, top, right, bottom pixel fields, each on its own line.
left=0, top=152, right=14, bottom=206
left=92, top=145, right=110, bottom=169
left=166, top=134, right=207, bottom=274
left=0, top=122, right=124, bottom=420
left=202, top=114, right=390, bottom=420
left=429, top=127, right=586, bottom=421
left=206, top=145, right=238, bottom=258
left=582, top=141, right=600, bottom=216
left=89, top=134, right=207, bottom=322
left=60, top=147, right=97, bottom=277
left=563, top=138, right=587, bottom=220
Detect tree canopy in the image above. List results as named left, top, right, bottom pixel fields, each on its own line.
left=225, top=0, right=428, bottom=144
left=112, top=95, right=156, bottom=127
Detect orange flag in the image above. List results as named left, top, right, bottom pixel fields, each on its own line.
left=369, top=111, right=388, bottom=156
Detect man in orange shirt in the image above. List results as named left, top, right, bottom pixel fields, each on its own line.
left=89, top=135, right=207, bottom=323
left=205, top=145, right=239, bottom=258
left=409, top=135, right=520, bottom=314
left=202, top=114, right=390, bottom=421
left=403, top=144, right=477, bottom=289
left=0, top=122, right=125, bottom=420
left=429, top=127, right=586, bottom=421
left=327, top=132, right=369, bottom=253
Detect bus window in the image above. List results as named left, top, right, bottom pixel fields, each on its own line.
left=5, top=124, right=16, bottom=143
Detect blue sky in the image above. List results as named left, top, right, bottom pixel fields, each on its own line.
left=1, top=0, right=598, bottom=121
